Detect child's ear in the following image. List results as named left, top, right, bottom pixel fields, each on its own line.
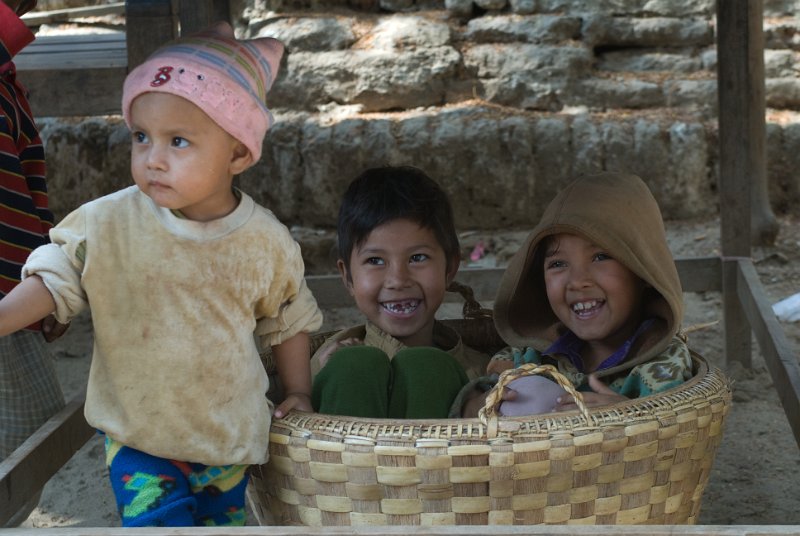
left=337, top=259, right=354, bottom=296
left=229, top=142, right=253, bottom=175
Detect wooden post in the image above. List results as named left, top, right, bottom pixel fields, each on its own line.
left=177, top=0, right=230, bottom=35
left=717, top=1, right=778, bottom=247
left=716, top=0, right=765, bottom=367
left=125, top=0, right=177, bottom=70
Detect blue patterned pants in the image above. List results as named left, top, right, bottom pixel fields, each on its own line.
left=104, top=436, right=249, bottom=527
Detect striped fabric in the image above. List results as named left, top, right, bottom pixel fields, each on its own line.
left=0, top=30, right=53, bottom=330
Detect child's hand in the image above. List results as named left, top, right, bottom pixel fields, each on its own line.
left=317, top=337, right=363, bottom=368
left=41, top=314, right=69, bottom=343
left=463, top=385, right=520, bottom=418
left=273, top=392, right=313, bottom=419
left=553, top=373, right=627, bottom=411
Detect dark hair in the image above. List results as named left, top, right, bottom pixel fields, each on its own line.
left=337, top=165, right=460, bottom=276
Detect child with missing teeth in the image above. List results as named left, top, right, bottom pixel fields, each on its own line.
left=309, top=165, right=489, bottom=419
left=0, top=23, right=322, bottom=526
left=461, top=172, right=693, bottom=417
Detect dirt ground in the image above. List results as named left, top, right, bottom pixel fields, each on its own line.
left=17, top=216, right=800, bottom=528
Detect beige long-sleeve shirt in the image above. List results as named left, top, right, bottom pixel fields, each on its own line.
left=23, top=186, right=322, bottom=465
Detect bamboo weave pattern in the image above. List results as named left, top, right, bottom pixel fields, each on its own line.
left=249, top=356, right=731, bottom=526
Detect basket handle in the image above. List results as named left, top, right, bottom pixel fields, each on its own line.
left=479, top=363, right=591, bottom=434
left=447, top=280, right=492, bottom=320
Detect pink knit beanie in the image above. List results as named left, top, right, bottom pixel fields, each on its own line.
left=122, top=21, right=283, bottom=163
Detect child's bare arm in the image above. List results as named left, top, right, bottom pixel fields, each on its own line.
left=272, top=331, right=313, bottom=419
left=0, top=276, right=56, bottom=337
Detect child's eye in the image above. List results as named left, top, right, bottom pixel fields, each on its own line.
left=365, top=257, right=384, bottom=266
left=132, top=131, right=148, bottom=144
left=545, top=259, right=566, bottom=270
left=409, top=253, right=429, bottom=263
left=171, top=137, right=189, bottom=148
left=593, top=252, right=612, bottom=262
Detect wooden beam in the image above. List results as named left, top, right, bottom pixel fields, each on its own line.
left=308, top=259, right=721, bottom=310
left=675, top=256, right=722, bottom=292
left=21, top=2, right=125, bottom=26
left=0, top=394, right=94, bottom=526
left=306, top=268, right=506, bottom=310
left=716, top=0, right=768, bottom=367
left=0, top=525, right=799, bottom=535
left=125, top=0, right=177, bottom=70
left=177, top=0, right=230, bottom=35
left=735, top=259, right=800, bottom=448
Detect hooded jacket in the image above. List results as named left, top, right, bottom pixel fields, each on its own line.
left=493, top=172, right=685, bottom=381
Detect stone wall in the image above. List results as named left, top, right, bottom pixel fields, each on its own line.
left=40, top=0, right=800, bottom=232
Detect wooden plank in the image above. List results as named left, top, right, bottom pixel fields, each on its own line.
left=735, top=259, right=800, bottom=448
left=675, top=256, right=721, bottom=292
left=15, top=34, right=127, bottom=70
left=21, top=2, right=125, bottom=26
left=716, top=0, right=764, bottom=367
left=0, top=394, right=94, bottom=527
left=0, top=525, right=799, bottom=536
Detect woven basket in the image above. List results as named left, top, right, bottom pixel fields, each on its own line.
left=249, top=283, right=732, bottom=526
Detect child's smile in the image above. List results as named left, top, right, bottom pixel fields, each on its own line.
left=382, top=299, right=421, bottom=316
left=570, top=299, right=603, bottom=316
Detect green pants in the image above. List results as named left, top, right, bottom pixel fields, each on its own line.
left=311, top=346, right=469, bottom=419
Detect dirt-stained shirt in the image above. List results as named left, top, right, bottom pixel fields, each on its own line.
left=23, top=186, right=322, bottom=465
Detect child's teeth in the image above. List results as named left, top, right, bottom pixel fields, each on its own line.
left=573, top=300, right=598, bottom=312
left=384, top=300, right=420, bottom=314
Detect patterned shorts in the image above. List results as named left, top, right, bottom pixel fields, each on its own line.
left=104, top=436, right=249, bottom=527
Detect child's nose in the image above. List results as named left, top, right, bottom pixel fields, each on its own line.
left=566, top=265, right=592, bottom=288
left=384, top=263, right=411, bottom=288
left=146, top=145, right=168, bottom=170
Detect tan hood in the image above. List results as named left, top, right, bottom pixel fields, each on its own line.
left=493, top=172, right=683, bottom=375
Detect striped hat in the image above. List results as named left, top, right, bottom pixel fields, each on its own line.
left=122, top=21, right=283, bottom=163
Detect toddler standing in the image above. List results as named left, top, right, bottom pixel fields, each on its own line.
left=0, top=22, right=322, bottom=526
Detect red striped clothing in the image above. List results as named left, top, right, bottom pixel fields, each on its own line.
left=1, top=4, right=52, bottom=330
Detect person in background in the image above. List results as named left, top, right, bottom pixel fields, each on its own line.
left=0, top=0, right=66, bottom=526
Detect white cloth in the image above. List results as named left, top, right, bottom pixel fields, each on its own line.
left=23, top=186, right=322, bottom=465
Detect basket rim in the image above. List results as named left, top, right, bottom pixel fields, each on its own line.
left=271, top=353, right=732, bottom=441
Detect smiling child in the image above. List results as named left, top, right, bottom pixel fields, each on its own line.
left=464, top=172, right=693, bottom=417
left=310, top=166, right=488, bottom=418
